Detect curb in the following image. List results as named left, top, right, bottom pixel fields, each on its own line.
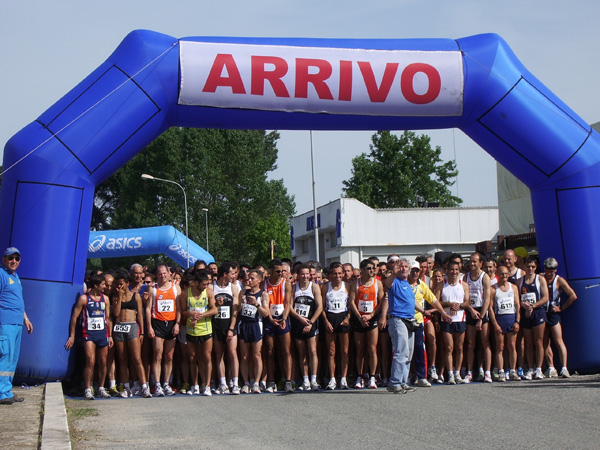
left=41, top=382, right=71, bottom=449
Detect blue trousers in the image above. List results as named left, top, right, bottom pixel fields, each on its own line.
left=412, top=324, right=426, bottom=379
left=388, top=317, right=414, bottom=387
left=0, top=324, right=22, bottom=399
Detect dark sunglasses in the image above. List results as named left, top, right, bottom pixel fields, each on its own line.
left=8, top=255, right=20, bottom=262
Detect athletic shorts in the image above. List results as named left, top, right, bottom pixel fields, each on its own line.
left=440, top=321, right=467, bottom=334
left=546, top=310, right=561, bottom=327
left=350, top=314, right=379, bottom=333
left=324, top=311, right=350, bottom=334
left=466, top=307, right=490, bottom=326
left=186, top=333, right=212, bottom=344
left=264, top=317, right=291, bottom=337
left=291, top=319, right=319, bottom=340
left=151, top=318, right=177, bottom=340
left=177, top=325, right=187, bottom=344
left=496, top=314, right=517, bottom=334
left=83, top=334, right=109, bottom=347
left=238, top=321, right=263, bottom=343
left=214, top=324, right=238, bottom=342
left=112, top=322, right=139, bottom=342
left=521, top=308, right=547, bottom=329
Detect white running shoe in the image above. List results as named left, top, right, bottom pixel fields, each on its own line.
left=523, top=369, right=533, bottom=380
left=119, top=388, right=130, bottom=398
left=447, top=373, right=456, bottom=385
left=84, top=388, right=95, bottom=400
left=241, top=384, right=250, bottom=394
left=454, top=373, right=463, bottom=384
left=534, top=368, right=545, bottom=380
left=484, top=373, right=493, bottom=383
left=231, top=385, right=241, bottom=395
left=131, top=384, right=141, bottom=397
left=142, top=386, right=152, bottom=398
left=216, top=384, right=230, bottom=395
left=560, top=367, right=571, bottom=378
left=266, top=381, right=277, bottom=393
left=98, top=387, right=111, bottom=399
left=545, top=367, right=558, bottom=378
left=163, top=384, right=175, bottom=396
left=154, top=385, right=164, bottom=397
left=310, top=381, right=320, bottom=391
left=203, top=386, right=212, bottom=396
left=498, top=371, right=506, bottom=382
left=416, top=378, right=431, bottom=387
left=509, top=371, right=521, bottom=382
left=326, top=378, right=337, bottom=390
left=340, top=379, right=349, bottom=390
left=300, top=380, right=311, bottom=391
left=429, top=367, right=439, bottom=382
left=462, top=373, right=472, bottom=384
left=354, top=378, right=364, bottom=389
left=252, top=383, right=261, bottom=394
left=368, top=377, right=378, bottom=389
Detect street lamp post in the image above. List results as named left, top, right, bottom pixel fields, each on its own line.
left=202, top=208, right=209, bottom=252
left=141, top=173, right=190, bottom=268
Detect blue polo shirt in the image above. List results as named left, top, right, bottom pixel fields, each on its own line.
left=387, top=277, right=415, bottom=319
left=0, top=265, right=24, bottom=325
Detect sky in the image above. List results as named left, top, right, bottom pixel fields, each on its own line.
left=2, top=1, right=599, bottom=215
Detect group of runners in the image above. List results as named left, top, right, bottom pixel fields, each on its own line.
left=69, top=249, right=577, bottom=399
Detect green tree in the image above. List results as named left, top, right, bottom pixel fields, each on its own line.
left=92, top=128, right=295, bottom=267
left=342, top=130, right=461, bottom=208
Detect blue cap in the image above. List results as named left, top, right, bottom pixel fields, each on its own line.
left=4, top=247, right=20, bottom=256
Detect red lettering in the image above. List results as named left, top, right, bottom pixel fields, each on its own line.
left=338, top=60, right=352, bottom=101
left=251, top=56, right=290, bottom=97
left=358, top=61, right=399, bottom=103
left=401, top=63, right=441, bottom=104
left=202, top=54, right=246, bottom=94
left=295, top=58, right=334, bottom=100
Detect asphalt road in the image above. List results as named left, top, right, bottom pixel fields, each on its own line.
left=66, top=375, right=600, bottom=449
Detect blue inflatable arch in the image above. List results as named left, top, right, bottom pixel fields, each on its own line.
left=88, top=226, right=213, bottom=267
left=3, top=30, right=600, bottom=380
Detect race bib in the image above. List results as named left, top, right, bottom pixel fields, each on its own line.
left=327, top=298, right=344, bottom=313
left=470, top=291, right=481, bottom=306
left=88, top=317, right=105, bottom=331
left=190, top=306, right=207, bottom=314
left=521, top=292, right=536, bottom=305
left=358, top=300, right=374, bottom=313
left=294, top=303, right=310, bottom=318
left=241, top=304, right=257, bottom=318
left=158, top=299, right=175, bottom=312
left=270, top=303, right=284, bottom=318
left=497, top=297, right=514, bottom=314
left=113, top=323, right=131, bottom=333
left=217, top=306, right=230, bottom=319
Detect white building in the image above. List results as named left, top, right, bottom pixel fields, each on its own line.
left=290, top=198, right=499, bottom=267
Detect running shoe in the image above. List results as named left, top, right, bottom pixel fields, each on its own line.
left=119, top=387, right=131, bottom=398
left=241, top=384, right=250, bottom=394
left=509, top=371, right=521, bottom=382
left=435, top=374, right=444, bottom=384
left=326, top=378, right=337, bottom=390
left=523, top=369, right=533, bottom=381
left=311, top=381, right=320, bottom=391
left=131, top=384, right=141, bottom=396
left=84, top=388, right=95, bottom=400
left=203, top=386, right=212, bottom=396
left=498, top=371, right=506, bottom=382
left=299, top=380, right=311, bottom=391
left=447, top=373, right=456, bottom=385
left=545, top=367, right=558, bottom=378
left=534, top=368, right=545, bottom=380
left=429, top=367, right=439, bottom=382
left=368, top=377, right=377, bottom=389
left=386, top=384, right=402, bottom=394
left=416, top=378, right=431, bottom=387
left=231, top=385, right=241, bottom=395
left=454, top=373, right=463, bottom=384
left=354, top=378, right=364, bottom=389
left=260, top=381, right=267, bottom=392
left=141, top=386, right=152, bottom=398
left=484, top=373, right=493, bottom=383
left=402, top=385, right=416, bottom=394
left=492, top=370, right=499, bottom=382
left=462, top=374, right=472, bottom=384
left=560, top=367, right=571, bottom=378
left=340, top=379, right=350, bottom=390
left=252, top=383, right=261, bottom=394
left=179, top=382, right=190, bottom=395
left=284, top=381, right=294, bottom=393
left=476, top=370, right=485, bottom=382
left=98, top=387, right=111, bottom=399
left=266, top=382, right=277, bottom=393
left=154, top=385, right=165, bottom=397
left=163, top=384, right=176, bottom=396
left=216, top=384, right=230, bottom=395
left=108, top=386, right=120, bottom=397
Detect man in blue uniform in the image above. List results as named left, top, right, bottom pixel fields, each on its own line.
left=0, top=247, right=34, bottom=405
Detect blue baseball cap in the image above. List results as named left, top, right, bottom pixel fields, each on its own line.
left=4, top=247, right=20, bottom=256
